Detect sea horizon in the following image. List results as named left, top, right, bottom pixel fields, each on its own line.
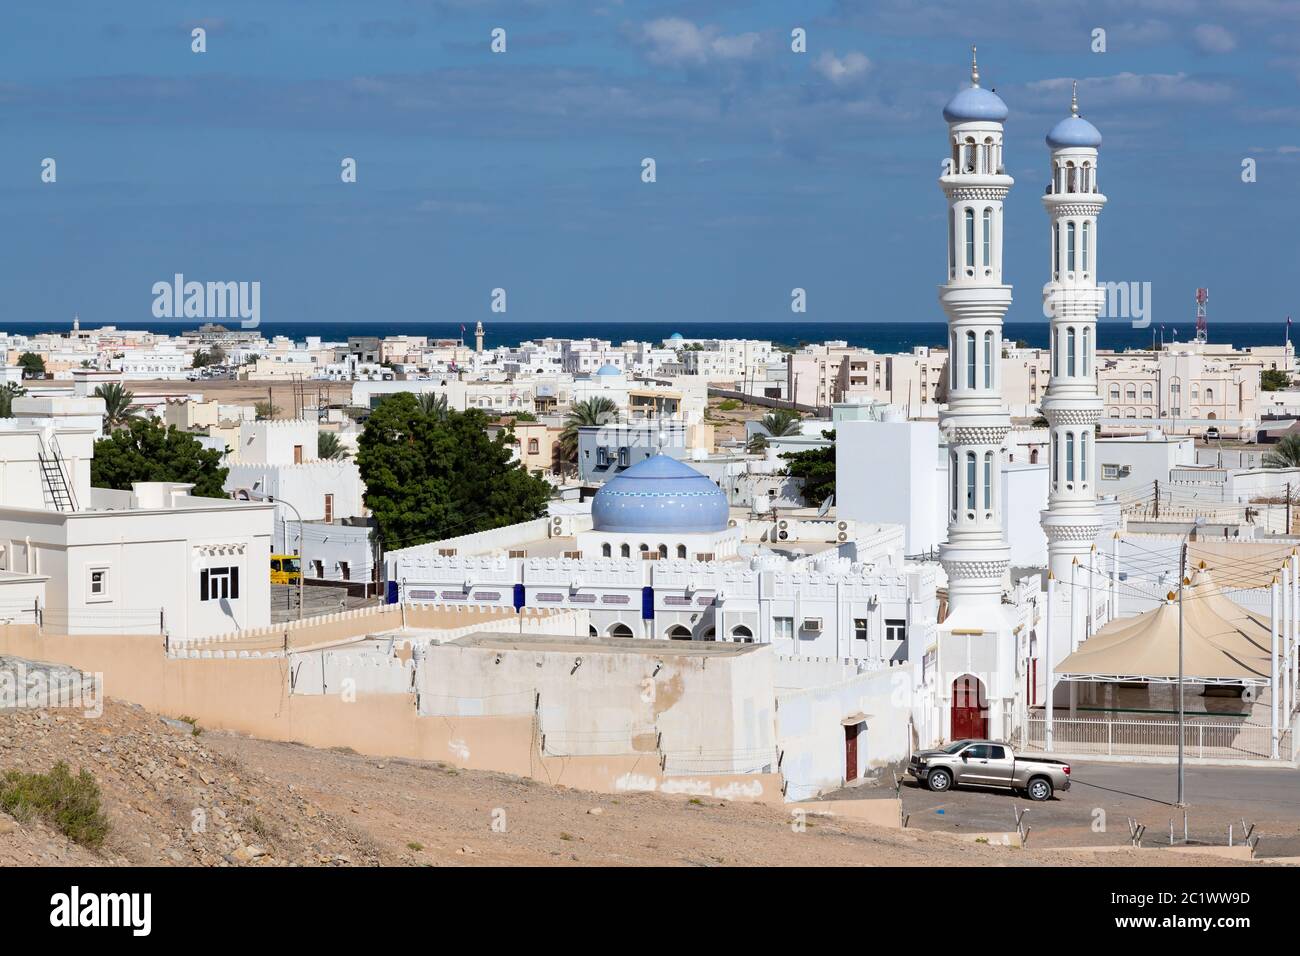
left=1, top=319, right=1293, bottom=354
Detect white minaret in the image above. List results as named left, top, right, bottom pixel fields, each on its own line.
left=475, top=320, right=485, bottom=354
left=939, top=47, right=1013, bottom=621
left=1040, top=83, right=1105, bottom=580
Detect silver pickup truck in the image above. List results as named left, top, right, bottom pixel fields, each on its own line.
left=907, top=740, right=1070, bottom=801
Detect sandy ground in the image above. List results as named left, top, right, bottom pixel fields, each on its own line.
left=127, top=379, right=356, bottom=418
left=0, top=697, right=1270, bottom=867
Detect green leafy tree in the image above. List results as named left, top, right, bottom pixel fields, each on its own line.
left=780, top=430, right=836, bottom=507
left=17, top=353, right=45, bottom=379
left=1262, top=369, right=1291, bottom=392
left=254, top=401, right=279, bottom=421
left=318, top=431, right=350, bottom=460
left=192, top=349, right=212, bottom=369
left=357, top=393, right=552, bottom=549
left=559, top=396, right=618, bottom=463
left=747, top=408, right=802, bottom=452
left=1264, top=434, right=1300, bottom=469
left=92, top=382, right=138, bottom=431
left=91, top=418, right=229, bottom=498
left=0, top=383, right=26, bottom=418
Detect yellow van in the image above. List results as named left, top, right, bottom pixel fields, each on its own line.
left=270, top=554, right=302, bottom=584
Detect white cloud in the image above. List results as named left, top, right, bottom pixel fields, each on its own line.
left=1193, top=23, right=1237, bottom=53
left=640, top=17, right=762, bottom=65
left=814, top=50, right=872, bottom=85
left=1029, top=72, right=1232, bottom=107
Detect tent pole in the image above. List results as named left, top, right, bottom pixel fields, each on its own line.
left=1271, top=575, right=1280, bottom=761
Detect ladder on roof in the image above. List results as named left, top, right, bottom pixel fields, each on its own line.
left=37, top=437, right=77, bottom=512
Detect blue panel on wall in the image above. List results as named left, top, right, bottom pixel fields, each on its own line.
left=642, top=586, right=654, bottom=620
left=513, top=583, right=525, bottom=611
left=386, top=580, right=398, bottom=604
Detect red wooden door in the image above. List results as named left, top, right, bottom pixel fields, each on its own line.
left=951, top=675, right=988, bottom=740
left=844, top=724, right=859, bottom=781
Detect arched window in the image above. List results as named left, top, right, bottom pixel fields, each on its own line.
left=966, top=331, right=976, bottom=388
left=677, top=544, right=687, bottom=559
left=1109, top=385, right=1120, bottom=400
left=658, top=544, right=668, bottom=558
left=639, top=543, right=649, bottom=554
left=982, top=208, right=992, bottom=268
left=1066, top=432, right=1076, bottom=481
left=1067, top=327, right=1076, bottom=377
left=950, top=332, right=957, bottom=387
left=983, top=451, right=993, bottom=511
left=620, top=544, right=630, bottom=558
left=1082, top=327, right=1091, bottom=375
left=983, top=330, right=993, bottom=388
left=1081, top=221, right=1091, bottom=273
left=731, top=625, right=753, bottom=643
left=1053, top=433, right=1060, bottom=485
left=966, top=452, right=977, bottom=511
left=667, top=625, right=692, bottom=641
left=1052, top=223, right=1059, bottom=277
left=601, top=543, right=611, bottom=557
left=1081, top=431, right=1089, bottom=484
left=964, top=209, right=975, bottom=269
left=609, top=623, right=633, bottom=638
left=1142, top=386, right=1153, bottom=401
left=1067, top=221, right=1077, bottom=272
left=1205, top=387, right=1214, bottom=401
left=951, top=453, right=959, bottom=513
left=948, top=208, right=956, bottom=276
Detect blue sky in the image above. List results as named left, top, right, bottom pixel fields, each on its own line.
left=0, top=1, right=1295, bottom=327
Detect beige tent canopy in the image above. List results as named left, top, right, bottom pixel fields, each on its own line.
left=1057, top=572, right=1273, bottom=685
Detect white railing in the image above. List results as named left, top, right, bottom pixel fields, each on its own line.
left=1025, top=712, right=1290, bottom=761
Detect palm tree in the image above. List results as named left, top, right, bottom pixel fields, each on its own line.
left=417, top=392, right=450, bottom=420
left=560, top=396, right=619, bottom=464
left=93, top=382, right=138, bottom=431
left=747, top=408, right=802, bottom=453
left=318, top=431, right=350, bottom=460
left=1265, top=434, right=1300, bottom=468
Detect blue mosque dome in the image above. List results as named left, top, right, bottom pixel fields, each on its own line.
left=942, top=46, right=1008, bottom=124
left=1047, top=81, right=1102, bottom=149
left=591, top=455, right=730, bottom=534
left=669, top=332, right=684, bottom=341
left=943, top=86, right=1009, bottom=124
left=595, top=364, right=622, bottom=376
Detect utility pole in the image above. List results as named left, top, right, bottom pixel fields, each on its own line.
left=1153, top=479, right=1160, bottom=520
left=1288, top=482, right=1292, bottom=535
left=1176, top=540, right=1187, bottom=807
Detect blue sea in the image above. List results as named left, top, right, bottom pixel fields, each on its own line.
left=0, top=319, right=1293, bottom=353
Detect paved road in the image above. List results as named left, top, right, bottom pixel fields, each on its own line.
left=839, top=760, right=1300, bottom=856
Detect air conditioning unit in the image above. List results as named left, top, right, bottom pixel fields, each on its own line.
left=801, top=617, right=823, bottom=632
left=837, top=520, right=848, bottom=531
left=778, top=519, right=789, bottom=530
left=563, top=550, right=582, bottom=559
left=508, top=549, right=527, bottom=559
left=777, top=531, right=789, bottom=541
left=727, top=519, right=738, bottom=528
left=438, top=548, right=457, bottom=557
left=837, top=531, right=848, bottom=542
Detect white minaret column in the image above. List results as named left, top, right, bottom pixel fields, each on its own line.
left=475, top=321, right=485, bottom=355
left=1040, top=83, right=1106, bottom=581
left=939, top=48, right=1014, bottom=616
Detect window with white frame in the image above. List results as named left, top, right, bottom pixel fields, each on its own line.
left=773, top=617, right=794, bottom=641
left=885, top=619, right=907, bottom=642
left=87, top=567, right=110, bottom=602
left=854, top=618, right=868, bottom=641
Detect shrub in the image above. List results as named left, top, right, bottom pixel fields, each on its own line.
left=0, top=762, right=110, bottom=849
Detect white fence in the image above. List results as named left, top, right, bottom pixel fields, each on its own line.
left=1024, top=712, right=1289, bottom=761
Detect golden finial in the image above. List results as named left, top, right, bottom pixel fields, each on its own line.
left=1166, top=591, right=1176, bottom=602
left=1071, top=80, right=1079, bottom=116
left=971, top=45, right=980, bottom=87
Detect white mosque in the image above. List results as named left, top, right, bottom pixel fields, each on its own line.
left=387, top=51, right=1115, bottom=752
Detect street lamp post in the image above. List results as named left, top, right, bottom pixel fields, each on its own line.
left=234, top=487, right=304, bottom=621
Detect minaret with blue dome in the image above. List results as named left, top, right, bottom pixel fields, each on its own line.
left=937, top=46, right=1014, bottom=619
left=1040, top=82, right=1106, bottom=584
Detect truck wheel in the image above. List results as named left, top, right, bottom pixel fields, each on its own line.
left=1027, top=777, right=1053, bottom=801
left=927, top=769, right=952, bottom=793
